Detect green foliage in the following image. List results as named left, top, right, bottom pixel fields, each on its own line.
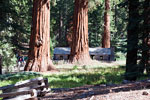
left=110, top=0, right=128, bottom=50
left=50, top=0, right=74, bottom=47
left=0, top=31, right=17, bottom=70
left=88, top=0, right=103, bottom=11
left=9, top=0, right=32, bottom=50
left=88, top=0, right=128, bottom=49
left=88, top=4, right=104, bottom=47
left=73, top=65, right=78, bottom=70
left=0, top=43, right=17, bottom=71
left=51, top=0, right=57, bottom=6
left=0, top=71, right=41, bottom=81
left=0, top=0, right=33, bottom=70
left=115, top=52, right=126, bottom=61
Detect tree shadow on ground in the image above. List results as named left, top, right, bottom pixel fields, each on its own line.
left=0, top=72, right=41, bottom=85
left=43, top=79, right=150, bottom=100
left=42, top=66, right=150, bottom=100
left=45, top=67, right=125, bottom=88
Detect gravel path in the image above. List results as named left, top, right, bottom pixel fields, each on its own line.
left=40, top=80, right=150, bottom=100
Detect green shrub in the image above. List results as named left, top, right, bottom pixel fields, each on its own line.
left=0, top=42, right=17, bottom=71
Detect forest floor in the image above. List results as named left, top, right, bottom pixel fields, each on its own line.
left=41, top=79, right=150, bottom=100
left=37, top=61, right=150, bottom=100
left=2, top=60, right=150, bottom=100
left=39, top=60, right=150, bottom=100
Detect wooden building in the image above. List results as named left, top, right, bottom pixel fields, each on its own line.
left=53, top=47, right=115, bottom=61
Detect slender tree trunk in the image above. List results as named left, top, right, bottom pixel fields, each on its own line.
left=59, top=10, right=63, bottom=40
left=114, top=4, right=117, bottom=27
left=0, top=55, right=2, bottom=74
left=142, top=0, right=150, bottom=74
left=24, top=0, right=56, bottom=72
left=125, top=0, right=139, bottom=81
left=69, top=0, right=91, bottom=64
left=66, top=20, right=73, bottom=47
left=102, top=0, right=110, bottom=48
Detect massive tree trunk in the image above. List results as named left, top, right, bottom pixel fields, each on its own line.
left=69, top=0, right=91, bottom=64
left=102, top=0, right=110, bottom=48
left=125, top=0, right=139, bottom=81
left=142, top=0, right=150, bottom=74
left=24, top=0, right=56, bottom=72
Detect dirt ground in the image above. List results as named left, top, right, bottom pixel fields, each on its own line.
left=40, top=79, right=150, bottom=100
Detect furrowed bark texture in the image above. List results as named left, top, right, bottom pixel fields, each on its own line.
left=102, top=0, right=110, bottom=48
left=24, top=0, right=55, bottom=72
left=70, top=0, right=91, bottom=64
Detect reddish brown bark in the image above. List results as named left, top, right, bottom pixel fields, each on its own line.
left=102, top=0, right=110, bottom=48
left=24, top=0, right=56, bottom=72
left=69, top=0, right=91, bottom=64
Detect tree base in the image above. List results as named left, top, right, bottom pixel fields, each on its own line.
left=24, top=59, right=57, bottom=72
left=70, top=54, right=92, bottom=65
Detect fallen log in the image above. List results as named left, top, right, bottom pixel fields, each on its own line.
left=0, top=77, right=50, bottom=100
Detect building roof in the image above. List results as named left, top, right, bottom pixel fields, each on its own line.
left=54, top=47, right=111, bottom=55
left=89, top=47, right=111, bottom=55
left=54, top=47, right=70, bottom=55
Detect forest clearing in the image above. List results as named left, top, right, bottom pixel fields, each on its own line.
left=1, top=61, right=150, bottom=100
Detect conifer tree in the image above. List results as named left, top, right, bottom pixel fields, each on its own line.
left=142, top=0, right=150, bottom=74
left=24, top=0, right=56, bottom=72
left=125, top=0, right=139, bottom=81
left=69, top=0, right=91, bottom=64
left=102, top=0, right=111, bottom=48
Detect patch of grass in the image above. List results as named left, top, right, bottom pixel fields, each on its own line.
left=0, top=71, right=41, bottom=100
left=73, top=65, right=78, bottom=70
left=0, top=67, right=125, bottom=89
left=0, top=72, right=41, bottom=87
left=115, top=52, right=126, bottom=61
left=45, top=67, right=125, bottom=88
left=137, top=74, right=150, bottom=81
left=0, top=63, right=149, bottom=100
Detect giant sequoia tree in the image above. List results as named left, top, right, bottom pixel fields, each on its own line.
left=102, top=0, right=110, bottom=48
left=125, top=0, right=139, bottom=80
left=24, top=0, right=56, bottom=72
left=69, top=0, right=91, bottom=63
